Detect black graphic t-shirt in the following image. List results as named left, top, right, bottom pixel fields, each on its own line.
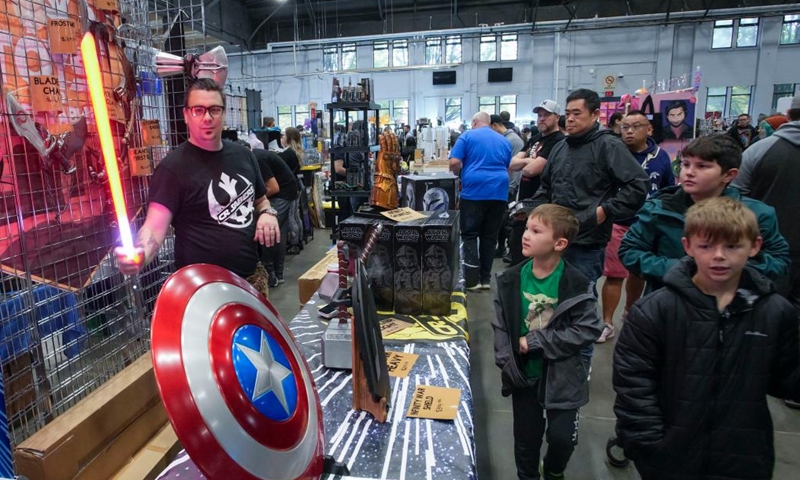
left=254, top=149, right=298, bottom=201
left=148, top=141, right=267, bottom=278
left=517, top=131, right=565, bottom=200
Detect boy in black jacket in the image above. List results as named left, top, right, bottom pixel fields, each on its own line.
left=613, top=196, right=800, bottom=480
left=493, top=204, right=603, bottom=480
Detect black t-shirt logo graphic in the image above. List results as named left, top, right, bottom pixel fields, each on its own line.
left=207, top=172, right=256, bottom=228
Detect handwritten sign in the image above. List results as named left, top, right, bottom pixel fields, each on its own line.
left=406, top=385, right=461, bottom=420
left=31, top=76, right=62, bottom=112
left=381, top=207, right=427, bottom=222
left=385, top=351, right=419, bottom=378
left=103, top=89, right=126, bottom=122
left=140, top=120, right=162, bottom=146
left=380, top=318, right=414, bottom=337
left=47, top=18, right=77, bottom=54
left=128, top=147, right=152, bottom=176
left=94, top=0, right=119, bottom=11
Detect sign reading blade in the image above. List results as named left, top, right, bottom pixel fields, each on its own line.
left=79, top=32, right=139, bottom=262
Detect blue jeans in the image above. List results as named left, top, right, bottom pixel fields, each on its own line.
left=563, top=245, right=605, bottom=369
left=460, top=199, right=507, bottom=286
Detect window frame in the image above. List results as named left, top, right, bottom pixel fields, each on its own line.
left=373, top=41, right=389, bottom=68
left=500, top=33, right=518, bottom=61
left=480, top=34, right=497, bottom=62
left=736, top=17, right=759, bottom=48
left=780, top=14, right=800, bottom=45
left=711, top=18, right=760, bottom=50
left=445, top=97, right=463, bottom=126
left=772, top=83, right=799, bottom=111
left=393, top=40, right=409, bottom=67
left=445, top=35, right=462, bottom=64
left=425, top=37, right=443, bottom=65
left=341, top=42, right=357, bottom=70
left=323, top=46, right=339, bottom=72
left=376, top=99, right=410, bottom=126
left=704, top=86, right=753, bottom=118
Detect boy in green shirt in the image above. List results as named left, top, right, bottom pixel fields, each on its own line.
left=493, top=204, right=604, bottom=480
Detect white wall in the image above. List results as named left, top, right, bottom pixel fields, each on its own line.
left=228, top=15, right=800, bottom=126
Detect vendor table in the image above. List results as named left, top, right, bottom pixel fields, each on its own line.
left=156, top=293, right=476, bottom=480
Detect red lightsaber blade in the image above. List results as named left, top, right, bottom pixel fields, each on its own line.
left=80, top=32, right=139, bottom=262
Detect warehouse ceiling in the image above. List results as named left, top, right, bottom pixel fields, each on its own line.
left=159, top=0, right=800, bottom=51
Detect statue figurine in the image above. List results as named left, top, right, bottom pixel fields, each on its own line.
left=370, top=128, right=402, bottom=210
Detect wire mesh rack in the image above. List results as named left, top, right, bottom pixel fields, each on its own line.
left=0, top=0, right=220, bottom=449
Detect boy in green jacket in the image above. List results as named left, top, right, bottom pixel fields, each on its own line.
left=619, top=134, right=789, bottom=293
left=493, top=204, right=603, bottom=480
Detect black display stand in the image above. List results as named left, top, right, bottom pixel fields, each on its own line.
left=326, top=101, right=381, bottom=240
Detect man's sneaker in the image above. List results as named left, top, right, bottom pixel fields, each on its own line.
left=539, top=461, right=565, bottom=480
left=268, top=272, right=279, bottom=288
left=277, top=275, right=285, bottom=284
left=785, top=399, right=800, bottom=410
left=481, top=282, right=491, bottom=290
left=466, top=283, right=483, bottom=292
left=596, top=324, right=615, bottom=343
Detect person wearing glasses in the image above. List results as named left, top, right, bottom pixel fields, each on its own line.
left=597, top=110, right=675, bottom=343
left=116, top=78, right=279, bottom=297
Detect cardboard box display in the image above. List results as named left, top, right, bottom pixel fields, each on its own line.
left=14, top=355, right=164, bottom=480
left=393, top=218, right=425, bottom=315
left=422, top=211, right=460, bottom=315
left=111, top=424, right=180, bottom=480
left=298, top=247, right=339, bottom=305
left=338, top=216, right=395, bottom=311
left=400, top=174, right=459, bottom=212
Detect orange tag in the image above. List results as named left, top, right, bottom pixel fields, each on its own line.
left=31, top=76, right=62, bottom=112
left=406, top=385, right=461, bottom=420
left=128, top=147, right=152, bottom=176
left=94, top=0, right=119, bottom=11
left=47, top=18, right=78, bottom=54
left=140, top=120, right=162, bottom=146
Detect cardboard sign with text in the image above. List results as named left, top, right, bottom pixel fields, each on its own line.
left=128, top=148, right=152, bottom=176
left=380, top=318, right=414, bottom=337
left=140, top=120, right=162, bottom=146
left=406, top=385, right=461, bottom=420
left=47, top=18, right=78, bottom=54
left=385, top=351, right=419, bottom=378
left=381, top=207, right=427, bottom=223
left=94, top=0, right=120, bottom=11
left=31, top=76, right=62, bottom=112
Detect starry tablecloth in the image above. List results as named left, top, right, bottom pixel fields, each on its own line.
left=156, top=294, right=476, bottom=480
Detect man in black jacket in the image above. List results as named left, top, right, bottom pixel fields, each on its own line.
left=727, top=113, right=758, bottom=150
left=613, top=197, right=800, bottom=480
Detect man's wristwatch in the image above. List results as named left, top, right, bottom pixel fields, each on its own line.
left=258, top=207, right=278, bottom=217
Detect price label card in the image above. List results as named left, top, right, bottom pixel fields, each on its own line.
left=128, top=147, right=152, bottom=176
left=140, top=120, right=162, bottom=146
left=47, top=18, right=78, bottom=54
left=385, top=351, right=419, bottom=378
left=379, top=317, right=414, bottom=337
left=31, top=76, right=62, bottom=112
left=381, top=207, right=427, bottom=222
left=406, top=385, right=461, bottom=420
left=94, top=0, right=119, bottom=11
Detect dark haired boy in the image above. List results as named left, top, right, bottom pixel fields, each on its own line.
left=493, top=204, right=603, bottom=480
left=620, top=134, right=789, bottom=293
left=613, top=196, right=800, bottom=480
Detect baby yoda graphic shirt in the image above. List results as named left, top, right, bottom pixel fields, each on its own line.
left=148, top=141, right=267, bottom=278
left=519, top=258, right=563, bottom=378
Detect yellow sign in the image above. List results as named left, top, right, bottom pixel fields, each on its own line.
left=31, top=76, right=62, bottom=112
left=47, top=18, right=78, bottom=54
left=385, top=351, right=419, bottom=378
left=140, top=120, right=162, bottom=146
left=604, top=75, right=616, bottom=91
left=381, top=207, right=427, bottom=223
left=94, top=0, right=119, bottom=11
left=406, top=385, right=461, bottom=420
left=129, top=147, right=152, bottom=176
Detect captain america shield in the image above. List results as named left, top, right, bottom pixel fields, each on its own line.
left=151, top=264, right=324, bottom=480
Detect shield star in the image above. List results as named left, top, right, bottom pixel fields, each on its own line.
left=236, top=331, right=292, bottom=415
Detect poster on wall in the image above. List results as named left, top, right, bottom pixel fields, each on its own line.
left=635, top=90, right=697, bottom=176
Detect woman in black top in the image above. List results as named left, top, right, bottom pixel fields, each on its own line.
left=278, top=127, right=304, bottom=175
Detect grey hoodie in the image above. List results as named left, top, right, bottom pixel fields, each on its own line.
left=733, top=121, right=800, bottom=256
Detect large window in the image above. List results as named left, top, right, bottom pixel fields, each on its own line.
left=499, top=95, right=517, bottom=119
left=773, top=84, right=799, bottom=111
left=425, top=37, right=442, bottom=65
left=477, top=95, right=517, bottom=116
left=323, top=43, right=357, bottom=72
left=712, top=18, right=759, bottom=49
left=781, top=14, right=800, bottom=45
left=276, top=105, right=311, bottom=129
left=393, top=40, right=408, bottom=67
left=445, top=97, right=462, bottom=126
left=377, top=99, right=409, bottom=126
left=479, top=96, right=496, bottom=114
left=373, top=41, right=389, bottom=68
left=705, top=86, right=752, bottom=117
left=445, top=36, right=462, bottom=63
left=480, top=34, right=497, bottom=62
left=500, top=34, right=518, bottom=60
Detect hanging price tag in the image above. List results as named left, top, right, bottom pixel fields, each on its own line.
left=128, top=147, right=152, bottom=176
left=140, top=120, right=162, bottom=146
left=94, top=0, right=119, bottom=11
left=31, top=76, right=62, bottom=112
left=47, top=18, right=78, bottom=54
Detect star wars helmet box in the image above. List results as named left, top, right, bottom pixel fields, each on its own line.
left=393, top=218, right=426, bottom=314
left=422, top=210, right=460, bottom=315
left=338, top=216, right=396, bottom=311
left=400, top=174, right=459, bottom=212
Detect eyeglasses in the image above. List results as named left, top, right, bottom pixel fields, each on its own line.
left=619, top=123, right=648, bottom=132
left=187, top=105, right=225, bottom=118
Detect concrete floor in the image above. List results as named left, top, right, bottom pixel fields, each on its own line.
left=270, top=231, right=800, bottom=480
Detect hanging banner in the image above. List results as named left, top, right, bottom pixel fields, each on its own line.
left=47, top=18, right=78, bottom=54
left=31, top=76, right=62, bottom=112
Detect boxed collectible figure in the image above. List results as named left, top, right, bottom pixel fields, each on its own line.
left=422, top=211, right=460, bottom=315
left=338, top=216, right=395, bottom=311
left=393, top=218, right=426, bottom=314
left=400, top=174, right=459, bottom=211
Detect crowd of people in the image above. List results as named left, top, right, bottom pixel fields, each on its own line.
left=451, top=88, right=800, bottom=480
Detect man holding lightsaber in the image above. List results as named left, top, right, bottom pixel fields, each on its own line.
left=116, top=79, right=279, bottom=295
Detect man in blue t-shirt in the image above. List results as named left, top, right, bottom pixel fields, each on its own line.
left=450, top=111, right=512, bottom=290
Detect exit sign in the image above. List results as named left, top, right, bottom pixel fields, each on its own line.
left=605, top=91, right=614, bottom=97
